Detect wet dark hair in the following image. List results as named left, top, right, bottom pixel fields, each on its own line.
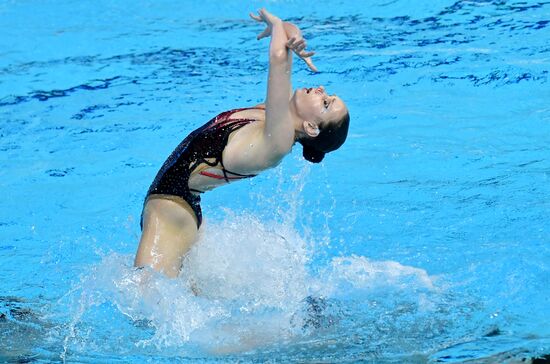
left=298, top=112, right=350, bottom=163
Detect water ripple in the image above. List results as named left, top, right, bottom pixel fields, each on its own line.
left=0, top=76, right=124, bottom=107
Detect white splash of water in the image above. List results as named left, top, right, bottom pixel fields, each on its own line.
left=58, top=209, right=440, bottom=357
left=57, top=166, right=443, bottom=357
left=325, top=255, right=435, bottom=292
left=182, top=211, right=310, bottom=308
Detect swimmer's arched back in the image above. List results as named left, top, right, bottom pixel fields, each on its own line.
left=134, top=9, right=350, bottom=278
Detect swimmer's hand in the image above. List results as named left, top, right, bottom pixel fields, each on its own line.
left=286, top=32, right=317, bottom=73
left=250, top=8, right=283, bottom=40
left=250, top=9, right=318, bottom=73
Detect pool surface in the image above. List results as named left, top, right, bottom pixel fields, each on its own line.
left=1, top=0, right=549, bottom=362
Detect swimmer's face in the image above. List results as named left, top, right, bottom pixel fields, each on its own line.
left=292, top=86, right=348, bottom=126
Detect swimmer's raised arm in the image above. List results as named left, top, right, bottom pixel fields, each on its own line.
left=250, top=9, right=294, bottom=161
left=249, top=9, right=317, bottom=163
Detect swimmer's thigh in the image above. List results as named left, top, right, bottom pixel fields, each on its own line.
left=134, top=197, right=199, bottom=277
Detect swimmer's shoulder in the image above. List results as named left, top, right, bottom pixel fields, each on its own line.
left=228, top=103, right=266, bottom=122
left=223, top=103, right=286, bottom=173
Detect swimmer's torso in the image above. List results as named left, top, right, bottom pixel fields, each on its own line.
left=147, top=106, right=266, bottom=199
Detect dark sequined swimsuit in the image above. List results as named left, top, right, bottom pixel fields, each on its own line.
left=144, top=106, right=264, bottom=228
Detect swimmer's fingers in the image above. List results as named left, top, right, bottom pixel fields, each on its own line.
left=256, top=27, right=271, bottom=40
left=286, top=38, right=318, bottom=72
left=294, top=49, right=318, bottom=72
left=250, top=8, right=280, bottom=26
left=249, top=12, right=263, bottom=22
left=287, top=38, right=307, bottom=54
left=300, top=50, right=315, bottom=58
left=250, top=10, right=277, bottom=40
left=286, top=36, right=296, bottom=48
left=249, top=10, right=270, bottom=24
left=292, top=39, right=306, bottom=52
left=302, top=55, right=318, bottom=73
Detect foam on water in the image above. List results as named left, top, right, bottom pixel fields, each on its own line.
left=52, top=207, right=461, bottom=360
left=35, top=165, right=500, bottom=362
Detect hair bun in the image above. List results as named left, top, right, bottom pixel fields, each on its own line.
left=302, top=145, right=325, bottom=163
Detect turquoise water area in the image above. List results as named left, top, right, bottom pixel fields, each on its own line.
left=1, top=1, right=549, bottom=362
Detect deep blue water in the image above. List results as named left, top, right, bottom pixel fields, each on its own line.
left=1, top=1, right=549, bottom=362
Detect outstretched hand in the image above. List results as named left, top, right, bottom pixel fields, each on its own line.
left=250, top=9, right=318, bottom=72
left=249, top=8, right=282, bottom=40
left=285, top=34, right=317, bottom=73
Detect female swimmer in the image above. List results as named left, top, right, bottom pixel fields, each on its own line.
left=134, top=9, right=350, bottom=277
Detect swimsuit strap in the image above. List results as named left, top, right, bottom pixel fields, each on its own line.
left=203, top=105, right=263, bottom=182
left=219, top=106, right=263, bottom=181
left=218, top=157, right=257, bottom=182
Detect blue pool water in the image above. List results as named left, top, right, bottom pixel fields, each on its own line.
left=1, top=0, right=549, bottom=362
